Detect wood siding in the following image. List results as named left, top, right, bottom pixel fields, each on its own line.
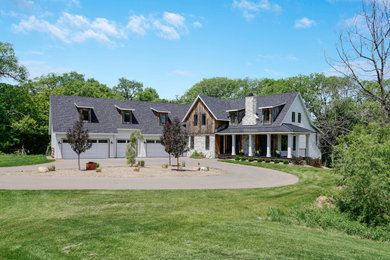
left=185, top=100, right=217, bottom=134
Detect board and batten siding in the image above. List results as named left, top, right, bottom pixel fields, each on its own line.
left=185, top=99, right=217, bottom=135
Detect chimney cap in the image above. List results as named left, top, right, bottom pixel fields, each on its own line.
left=248, top=93, right=254, bottom=97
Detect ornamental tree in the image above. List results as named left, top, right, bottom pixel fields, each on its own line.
left=160, top=121, right=173, bottom=166
left=66, top=117, right=92, bottom=170
left=126, top=130, right=143, bottom=166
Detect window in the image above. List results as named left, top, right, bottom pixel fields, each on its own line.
left=98, top=139, right=108, bottom=143
left=88, top=139, right=97, bottom=143
left=193, top=114, right=198, bottom=126
left=263, top=109, right=270, bottom=123
left=281, top=135, right=288, bottom=150
left=160, top=114, right=167, bottom=124
left=155, top=140, right=161, bottom=143
left=146, top=140, right=155, bottom=144
left=205, top=136, right=210, bottom=150
left=230, top=113, right=237, bottom=124
left=298, top=113, right=301, bottom=123
left=292, top=112, right=296, bottom=122
left=81, top=109, right=90, bottom=122
left=201, top=113, right=206, bottom=125
left=62, top=139, right=68, bottom=143
left=123, top=111, right=132, bottom=124
left=117, top=140, right=127, bottom=143
left=190, top=136, right=194, bottom=149
left=293, top=136, right=296, bottom=150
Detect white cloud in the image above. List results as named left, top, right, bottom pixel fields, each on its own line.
left=153, top=21, right=180, bottom=40
left=13, top=0, right=35, bottom=12
left=171, top=70, right=193, bottom=76
left=233, top=0, right=281, bottom=20
left=192, top=21, right=202, bottom=28
left=294, top=17, right=316, bottom=29
left=163, top=12, right=185, bottom=28
left=126, top=15, right=149, bottom=35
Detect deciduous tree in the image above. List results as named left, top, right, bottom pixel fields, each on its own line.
left=66, top=117, right=92, bottom=170
left=0, top=41, right=27, bottom=82
left=126, top=130, right=143, bottom=166
left=113, top=78, right=143, bottom=100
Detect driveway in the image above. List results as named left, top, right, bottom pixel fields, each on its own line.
left=0, top=158, right=298, bottom=190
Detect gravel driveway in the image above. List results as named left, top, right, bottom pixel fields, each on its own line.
left=0, top=158, right=298, bottom=190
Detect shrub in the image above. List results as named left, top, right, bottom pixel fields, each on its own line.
left=206, top=166, right=210, bottom=171
left=265, top=158, right=271, bottom=163
left=248, top=157, right=254, bottom=162
left=96, top=168, right=102, bottom=172
left=138, top=160, right=145, bottom=167
left=182, top=162, right=186, bottom=167
left=96, top=163, right=100, bottom=168
left=257, top=157, right=263, bottom=162
left=190, top=150, right=205, bottom=159
left=235, top=155, right=240, bottom=161
left=334, top=123, right=390, bottom=226
left=306, top=157, right=322, bottom=168
left=274, top=159, right=279, bottom=164
left=48, top=165, right=56, bottom=171
left=162, top=164, right=168, bottom=168
left=291, top=156, right=304, bottom=165
left=283, top=160, right=290, bottom=165
left=241, top=156, right=247, bottom=161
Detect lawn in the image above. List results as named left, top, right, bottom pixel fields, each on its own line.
left=0, top=161, right=389, bottom=259
left=0, top=154, right=54, bottom=167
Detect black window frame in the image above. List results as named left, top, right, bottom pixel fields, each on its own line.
left=293, top=136, right=296, bottom=150
left=230, top=112, right=237, bottom=125
left=205, top=136, right=210, bottom=150
left=298, top=112, right=301, bottom=123
left=123, top=111, right=132, bottom=124
left=190, top=136, right=194, bottom=149
left=201, top=113, right=206, bottom=125
left=81, top=109, right=91, bottom=122
left=263, top=109, right=270, bottom=123
left=160, top=113, right=167, bottom=125
left=281, top=135, right=288, bottom=150
left=193, top=114, right=198, bottom=126
left=292, top=112, right=296, bottom=122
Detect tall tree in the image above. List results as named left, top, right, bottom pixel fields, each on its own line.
left=160, top=121, right=173, bottom=166
left=113, top=78, right=143, bottom=100
left=331, top=0, right=390, bottom=124
left=0, top=41, right=27, bottom=82
left=136, top=87, right=160, bottom=102
left=66, top=117, right=92, bottom=170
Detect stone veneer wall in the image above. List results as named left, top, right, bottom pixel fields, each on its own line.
left=240, top=135, right=255, bottom=156
left=187, top=135, right=216, bottom=159
left=242, top=96, right=258, bottom=126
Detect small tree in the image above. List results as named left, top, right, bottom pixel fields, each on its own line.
left=163, top=117, right=189, bottom=170
left=160, top=121, right=173, bottom=166
left=66, top=117, right=92, bottom=170
left=126, top=130, right=143, bottom=166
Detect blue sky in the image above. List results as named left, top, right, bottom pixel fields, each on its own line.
left=0, top=0, right=362, bottom=99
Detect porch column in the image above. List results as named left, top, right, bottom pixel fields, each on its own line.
left=248, top=134, right=253, bottom=157
left=305, top=134, right=310, bottom=157
left=277, top=135, right=281, bottom=151
left=287, top=134, right=293, bottom=158
left=295, top=134, right=301, bottom=157
left=266, top=134, right=271, bottom=157
left=222, top=136, right=225, bottom=154
left=232, top=134, right=236, bottom=156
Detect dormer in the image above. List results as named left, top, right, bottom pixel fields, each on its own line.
left=74, top=103, right=94, bottom=122
left=115, top=105, right=135, bottom=124
left=151, top=108, right=170, bottom=125
left=258, top=103, right=285, bottom=125
left=226, top=108, right=245, bottom=126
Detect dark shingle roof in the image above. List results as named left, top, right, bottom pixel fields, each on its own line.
left=51, top=95, right=190, bottom=134
left=216, top=123, right=314, bottom=134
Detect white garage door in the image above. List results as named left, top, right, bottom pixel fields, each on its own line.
left=116, top=139, right=135, bottom=158
left=62, top=139, right=109, bottom=159
left=146, top=140, right=169, bottom=158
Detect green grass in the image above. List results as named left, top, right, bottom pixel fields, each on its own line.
left=0, top=161, right=389, bottom=259
left=0, top=154, right=54, bottom=167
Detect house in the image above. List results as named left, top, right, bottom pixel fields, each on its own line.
left=49, top=92, right=321, bottom=159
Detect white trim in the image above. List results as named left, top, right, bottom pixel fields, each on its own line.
left=258, top=103, right=286, bottom=109
left=296, top=93, right=322, bottom=134
left=216, top=132, right=308, bottom=135
left=150, top=107, right=171, bottom=114
left=182, top=95, right=229, bottom=122
left=115, top=105, right=135, bottom=111
left=74, top=103, right=94, bottom=109
left=226, top=108, right=244, bottom=112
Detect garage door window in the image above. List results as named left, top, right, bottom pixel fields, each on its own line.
left=117, top=140, right=127, bottom=143
left=62, top=139, right=68, bottom=143
left=99, top=140, right=108, bottom=143
left=88, top=140, right=97, bottom=143
left=146, top=140, right=155, bottom=143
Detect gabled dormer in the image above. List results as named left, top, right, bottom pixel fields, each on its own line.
left=151, top=108, right=170, bottom=125
left=74, top=103, right=94, bottom=122
left=258, top=103, right=285, bottom=125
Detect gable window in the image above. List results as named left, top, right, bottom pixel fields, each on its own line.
left=292, top=112, right=296, bottom=122
left=201, top=113, right=206, bottom=125
left=205, top=136, right=210, bottom=150
left=123, top=111, right=132, bottom=124
left=81, top=109, right=90, bottom=122
left=298, top=113, right=301, bottom=123
left=190, top=136, right=194, bottom=149
left=160, top=114, right=167, bottom=124
left=194, top=114, right=198, bottom=126
left=263, top=109, right=271, bottom=124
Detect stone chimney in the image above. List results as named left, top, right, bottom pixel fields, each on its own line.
left=242, top=93, right=258, bottom=125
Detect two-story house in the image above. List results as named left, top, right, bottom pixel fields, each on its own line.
left=49, top=92, right=321, bottom=159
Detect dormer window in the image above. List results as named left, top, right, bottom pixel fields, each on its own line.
left=160, top=113, right=167, bottom=124
left=122, top=111, right=132, bottom=124
left=263, top=109, right=271, bottom=124
left=81, top=109, right=90, bottom=122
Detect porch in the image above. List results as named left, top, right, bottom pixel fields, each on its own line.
left=215, top=133, right=310, bottom=159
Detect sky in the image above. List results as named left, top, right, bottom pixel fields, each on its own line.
left=0, top=0, right=363, bottom=99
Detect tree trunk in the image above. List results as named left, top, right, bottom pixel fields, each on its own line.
left=177, top=157, right=179, bottom=170
left=78, top=154, right=80, bottom=170
left=169, top=154, right=171, bottom=166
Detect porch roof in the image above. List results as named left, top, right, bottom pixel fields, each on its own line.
left=215, top=123, right=315, bottom=134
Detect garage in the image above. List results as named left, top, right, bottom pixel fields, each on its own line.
left=146, top=139, right=169, bottom=158
left=116, top=139, right=134, bottom=158
left=62, top=139, right=109, bottom=159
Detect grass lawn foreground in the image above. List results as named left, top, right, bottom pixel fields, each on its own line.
left=0, top=154, right=54, bottom=167
left=0, top=160, right=389, bottom=259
